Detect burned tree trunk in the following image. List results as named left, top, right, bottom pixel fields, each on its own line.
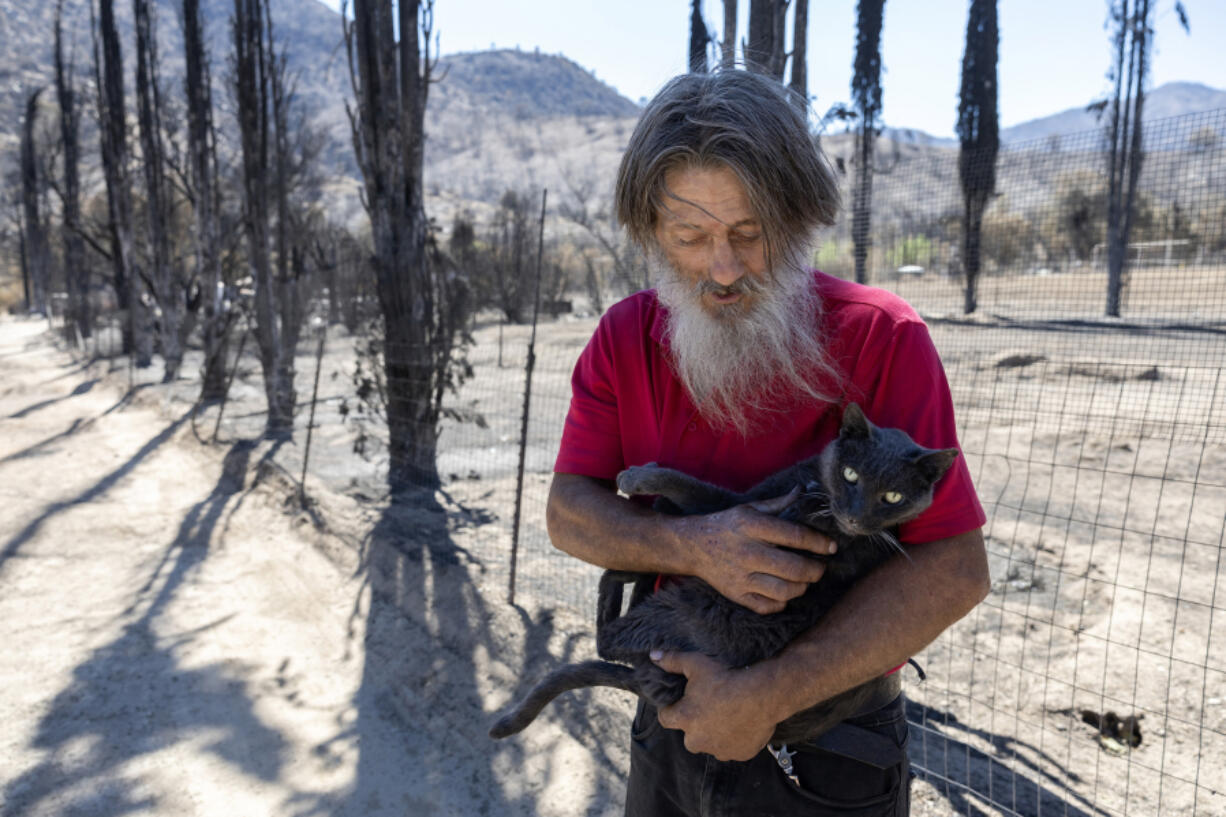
left=134, top=0, right=183, bottom=379
left=55, top=1, right=90, bottom=343
left=721, top=0, right=737, bottom=68
left=789, top=0, right=808, bottom=110
left=851, top=0, right=885, bottom=285
left=346, top=0, right=467, bottom=491
left=747, top=0, right=788, bottom=79
left=957, top=0, right=998, bottom=314
left=1101, top=0, right=1175, bottom=316
left=268, top=17, right=305, bottom=407
left=92, top=0, right=150, bottom=364
left=183, top=0, right=228, bottom=398
left=689, top=0, right=709, bottom=73
left=234, top=0, right=295, bottom=436
left=20, top=89, right=50, bottom=316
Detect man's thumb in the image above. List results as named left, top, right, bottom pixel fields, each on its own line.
left=748, top=486, right=800, bottom=515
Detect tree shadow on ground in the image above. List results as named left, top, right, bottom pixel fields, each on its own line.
left=1, top=439, right=289, bottom=817
left=906, top=699, right=1107, bottom=817
left=6, top=378, right=99, bottom=420
left=0, top=384, right=153, bottom=467
left=297, top=489, right=624, bottom=817
left=0, top=408, right=191, bottom=575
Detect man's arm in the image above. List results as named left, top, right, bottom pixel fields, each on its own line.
left=652, top=526, right=990, bottom=760
left=546, top=472, right=838, bottom=615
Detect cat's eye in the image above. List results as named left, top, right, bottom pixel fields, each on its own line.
left=842, top=466, right=859, bottom=484
left=883, top=491, right=904, bottom=504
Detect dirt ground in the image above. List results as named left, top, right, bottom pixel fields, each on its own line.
left=3, top=306, right=1222, bottom=817
left=0, top=316, right=636, bottom=816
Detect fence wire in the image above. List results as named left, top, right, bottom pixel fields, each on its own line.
left=62, top=107, right=1226, bottom=816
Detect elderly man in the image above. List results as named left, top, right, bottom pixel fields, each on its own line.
left=547, top=70, right=989, bottom=816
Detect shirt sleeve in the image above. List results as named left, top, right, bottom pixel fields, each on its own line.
left=553, top=315, right=625, bottom=480
left=858, top=319, right=987, bottom=545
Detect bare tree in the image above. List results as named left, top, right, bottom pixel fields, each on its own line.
left=20, top=89, right=50, bottom=316
left=345, top=0, right=468, bottom=490
left=1099, top=0, right=1188, bottom=316
left=233, top=0, right=297, bottom=435
left=851, top=0, right=885, bottom=284
left=55, top=1, right=90, bottom=343
left=558, top=167, right=650, bottom=300
left=956, top=0, right=998, bottom=314
left=267, top=7, right=318, bottom=397
left=747, top=0, right=788, bottom=79
left=181, top=0, right=229, bottom=397
left=721, top=0, right=737, bottom=68
left=134, top=0, right=184, bottom=380
left=689, top=0, right=710, bottom=73
left=92, top=0, right=150, bottom=364
left=488, top=189, right=537, bottom=323
left=788, top=0, right=808, bottom=110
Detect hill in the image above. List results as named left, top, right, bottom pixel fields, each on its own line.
left=0, top=0, right=1221, bottom=229
left=999, top=82, right=1226, bottom=145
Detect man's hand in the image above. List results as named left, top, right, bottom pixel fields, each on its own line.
left=676, top=489, right=836, bottom=614
left=651, top=649, right=780, bottom=761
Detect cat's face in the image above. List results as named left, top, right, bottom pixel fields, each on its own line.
left=818, top=404, right=959, bottom=537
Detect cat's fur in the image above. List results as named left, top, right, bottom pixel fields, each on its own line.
left=489, top=403, right=958, bottom=743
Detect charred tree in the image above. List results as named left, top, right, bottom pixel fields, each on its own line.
left=747, top=0, right=788, bottom=79
left=851, top=0, right=885, bottom=284
left=721, top=0, right=737, bottom=68
left=55, top=1, right=90, bottom=343
left=183, top=0, right=228, bottom=398
left=134, top=0, right=183, bottom=379
left=788, top=0, right=808, bottom=110
left=268, top=6, right=308, bottom=412
left=689, top=0, right=709, bottom=73
left=956, top=0, right=998, bottom=314
left=1100, top=0, right=1185, bottom=316
left=234, top=0, right=296, bottom=436
left=345, top=0, right=468, bottom=491
left=92, top=0, right=149, bottom=364
left=20, top=90, right=50, bottom=316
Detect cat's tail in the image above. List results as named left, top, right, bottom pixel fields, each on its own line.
left=489, top=660, right=637, bottom=739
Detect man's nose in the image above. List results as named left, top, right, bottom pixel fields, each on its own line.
left=708, top=238, right=744, bottom=288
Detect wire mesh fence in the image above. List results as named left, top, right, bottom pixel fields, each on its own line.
left=492, top=108, right=1226, bottom=816
left=49, top=107, right=1226, bottom=815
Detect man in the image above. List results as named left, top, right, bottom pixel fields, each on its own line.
left=547, top=69, right=989, bottom=816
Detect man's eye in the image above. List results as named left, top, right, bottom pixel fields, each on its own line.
left=731, top=233, right=761, bottom=244
left=677, top=235, right=705, bottom=247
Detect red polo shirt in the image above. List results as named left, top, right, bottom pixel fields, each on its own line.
left=555, top=270, right=985, bottom=545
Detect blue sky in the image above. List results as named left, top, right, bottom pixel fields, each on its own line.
left=318, top=1, right=1225, bottom=138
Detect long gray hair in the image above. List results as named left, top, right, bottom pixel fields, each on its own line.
left=616, top=71, right=847, bottom=433
left=615, top=70, right=841, bottom=274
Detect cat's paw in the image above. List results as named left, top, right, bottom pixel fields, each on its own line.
left=616, top=463, right=663, bottom=496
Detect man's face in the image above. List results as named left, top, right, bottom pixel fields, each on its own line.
left=652, top=164, right=768, bottom=318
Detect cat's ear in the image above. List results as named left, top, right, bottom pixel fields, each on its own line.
left=840, top=403, right=873, bottom=439
left=912, top=447, right=960, bottom=482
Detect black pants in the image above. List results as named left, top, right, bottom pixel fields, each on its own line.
left=623, top=694, right=911, bottom=816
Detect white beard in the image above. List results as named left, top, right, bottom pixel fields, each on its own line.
left=653, top=254, right=838, bottom=435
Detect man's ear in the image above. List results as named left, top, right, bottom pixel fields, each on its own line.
left=840, top=402, right=872, bottom=438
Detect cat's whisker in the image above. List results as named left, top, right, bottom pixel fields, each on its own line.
left=871, top=530, right=912, bottom=563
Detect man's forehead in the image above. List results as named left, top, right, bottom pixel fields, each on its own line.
left=655, top=166, right=759, bottom=229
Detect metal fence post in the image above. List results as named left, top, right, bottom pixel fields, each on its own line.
left=509, top=189, right=548, bottom=606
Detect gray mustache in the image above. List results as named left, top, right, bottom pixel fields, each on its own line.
left=696, top=276, right=766, bottom=298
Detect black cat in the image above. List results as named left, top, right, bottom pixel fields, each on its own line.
left=489, top=403, right=958, bottom=744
